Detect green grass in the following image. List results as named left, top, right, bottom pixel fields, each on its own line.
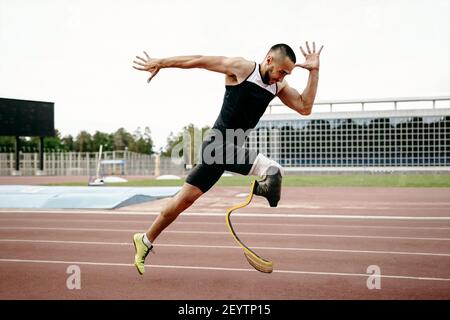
left=45, top=174, right=450, bottom=188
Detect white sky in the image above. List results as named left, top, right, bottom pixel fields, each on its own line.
left=1, top=0, right=449, bottom=151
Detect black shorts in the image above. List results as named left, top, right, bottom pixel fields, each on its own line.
left=185, top=130, right=258, bottom=193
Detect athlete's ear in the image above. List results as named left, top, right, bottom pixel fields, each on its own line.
left=266, top=55, right=273, bottom=65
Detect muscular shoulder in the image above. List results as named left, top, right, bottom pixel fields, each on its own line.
left=225, top=57, right=254, bottom=71
left=276, top=78, right=289, bottom=95
left=224, top=57, right=255, bottom=85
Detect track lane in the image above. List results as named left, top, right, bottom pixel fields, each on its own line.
left=0, top=209, right=449, bottom=299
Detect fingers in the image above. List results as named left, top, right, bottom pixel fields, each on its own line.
left=300, top=41, right=324, bottom=55
left=132, top=58, right=148, bottom=71
left=300, top=42, right=312, bottom=56
left=300, top=46, right=307, bottom=57
left=136, top=55, right=147, bottom=63
left=133, top=65, right=147, bottom=71
left=132, top=50, right=159, bottom=83
left=133, top=52, right=148, bottom=70
left=305, top=41, right=311, bottom=54
left=133, top=60, right=146, bottom=67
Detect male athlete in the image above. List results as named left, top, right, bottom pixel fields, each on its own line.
left=132, top=42, right=323, bottom=275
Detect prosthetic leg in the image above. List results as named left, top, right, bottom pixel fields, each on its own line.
left=226, top=154, right=283, bottom=273
left=226, top=181, right=273, bottom=273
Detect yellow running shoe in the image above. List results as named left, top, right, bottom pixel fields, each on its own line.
left=132, top=233, right=153, bottom=275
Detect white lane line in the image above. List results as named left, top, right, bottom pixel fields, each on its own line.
left=0, top=226, right=449, bottom=241
left=1, top=239, right=449, bottom=257
left=0, top=217, right=449, bottom=230
left=0, top=209, right=449, bottom=220
left=0, top=258, right=449, bottom=282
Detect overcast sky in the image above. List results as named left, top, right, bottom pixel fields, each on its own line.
left=1, top=0, right=449, bottom=150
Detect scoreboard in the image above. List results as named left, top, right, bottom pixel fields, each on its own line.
left=0, top=98, right=55, bottom=137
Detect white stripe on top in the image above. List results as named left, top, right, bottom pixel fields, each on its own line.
left=246, top=63, right=277, bottom=95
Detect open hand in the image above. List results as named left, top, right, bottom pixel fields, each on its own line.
left=133, top=51, right=160, bottom=83
left=296, top=41, right=323, bottom=71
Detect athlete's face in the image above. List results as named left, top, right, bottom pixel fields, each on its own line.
left=263, top=55, right=295, bottom=85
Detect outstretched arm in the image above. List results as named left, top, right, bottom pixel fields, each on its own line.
left=133, top=51, right=249, bottom=83
left=277, top=41, right=323, bottom=115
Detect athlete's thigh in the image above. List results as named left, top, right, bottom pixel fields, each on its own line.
left=222, top=141, right=258, bottom=175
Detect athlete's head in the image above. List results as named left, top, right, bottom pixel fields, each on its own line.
left=261, top=43, right=296, bottom=85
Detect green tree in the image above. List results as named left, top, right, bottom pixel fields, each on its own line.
left=30, top=129, right=65, bottom=152
left=92, top=131, right=114, bottom=152
left=75, top=131, right=93, bottom=152
left=131, top=126, right=154, bottom=154
left=1, top=127, right=155, bottom=154
left=61, top=135, right=75, bottom=151
left=161, top=131, right=181, bottom=157
left=18, top=137, right=37, bottom=152
left=0, top=136, right=15, bottom=152
left=113, top=128, right=133, bottom=151
left=161, top=124, right=210, bottom=163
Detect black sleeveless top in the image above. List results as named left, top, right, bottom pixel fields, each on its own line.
left=212, top=62, right=278, bottom=133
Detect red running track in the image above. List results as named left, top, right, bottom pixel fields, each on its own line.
left=0, top=204, right=449, bottom=299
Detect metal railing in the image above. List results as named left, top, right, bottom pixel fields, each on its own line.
left=267, top=96, right=450, bottom=113
left=252, top=97, right=450, bottom=172
left=0, top=151, right=186, bottom=176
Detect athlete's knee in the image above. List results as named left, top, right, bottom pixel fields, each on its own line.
left=176, top=183, right=203, bottom=208
left=161, top=196, right=195, bottom=220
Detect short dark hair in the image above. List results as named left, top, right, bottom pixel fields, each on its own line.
left=269, top=43, right=296, bottom=63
